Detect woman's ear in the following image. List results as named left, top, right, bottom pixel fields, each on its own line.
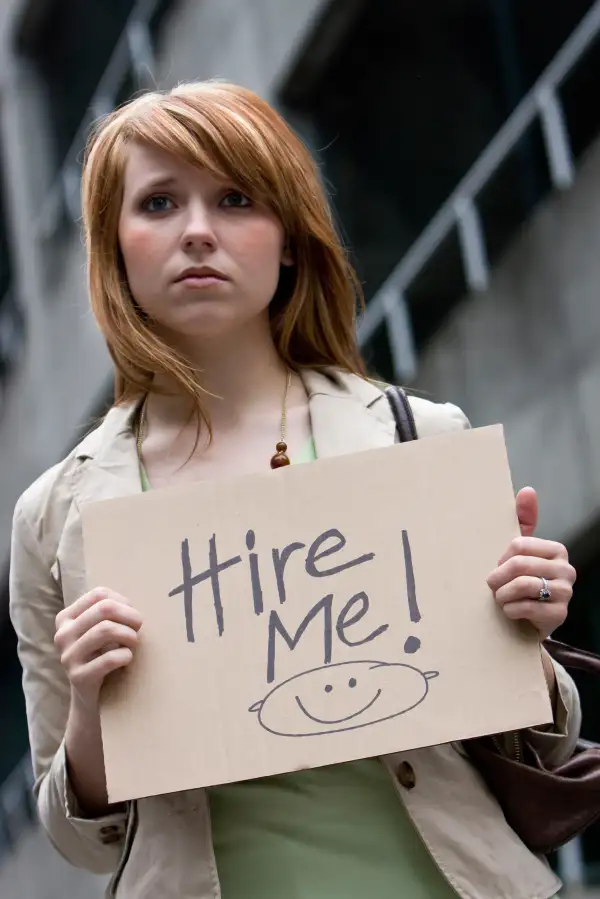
left=281, top=240, right=294, bottom=267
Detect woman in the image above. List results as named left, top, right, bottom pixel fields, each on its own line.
left=10, top=81, right=579, bottom=899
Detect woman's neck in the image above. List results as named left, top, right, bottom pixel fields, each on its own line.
left=146, top=321, right=303, bottom=431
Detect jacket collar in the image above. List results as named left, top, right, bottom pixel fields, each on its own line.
left=71, top=369, right=395, bottom=506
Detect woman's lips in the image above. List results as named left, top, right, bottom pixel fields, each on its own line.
left=177, top=274, right=227, bottom=287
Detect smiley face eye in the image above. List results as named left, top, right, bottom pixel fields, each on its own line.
left=324, top=684, right=333, bottom=693
left=349, top=678, right=357, bottom=688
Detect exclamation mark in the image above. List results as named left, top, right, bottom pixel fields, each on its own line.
left=402, top=530, right=421, bottom=654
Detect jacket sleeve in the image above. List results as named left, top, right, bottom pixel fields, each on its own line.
left=523, top=651, right=581, bottom=767
left=9, top=499, right=127, bottom=875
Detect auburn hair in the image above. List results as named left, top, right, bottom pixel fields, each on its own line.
left=81, top=80, right=366, bottom=421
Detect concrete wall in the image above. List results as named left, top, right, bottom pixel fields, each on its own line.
left=155, top=0, right=323, bottom=94
left=416, top=134, right=600, bottom=546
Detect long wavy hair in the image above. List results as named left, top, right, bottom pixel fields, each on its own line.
left=81, top=80, right=366, bottom=424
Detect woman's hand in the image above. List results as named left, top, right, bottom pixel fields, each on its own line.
left=55, top=587, right=143, bottom=712
left=486, top=487, right=576, bottom=642
left=55, top=588, right=141, bottom=814
left=487, top=488, right=576, bottom=702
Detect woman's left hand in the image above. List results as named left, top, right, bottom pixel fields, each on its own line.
left=486, top=487, right=576, bottom=642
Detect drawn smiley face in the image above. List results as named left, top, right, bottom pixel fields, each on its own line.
left=249, top=660, right=439, bottom=737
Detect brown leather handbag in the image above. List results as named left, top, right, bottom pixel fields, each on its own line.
left=385, top=385, right=600, bottom=855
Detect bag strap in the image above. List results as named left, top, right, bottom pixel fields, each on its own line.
left=384, top=385, right=418, bottom=443
left=544, top=639, right=600, bottom=677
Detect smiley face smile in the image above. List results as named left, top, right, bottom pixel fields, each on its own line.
left=295, top=689, right=382, bottom=725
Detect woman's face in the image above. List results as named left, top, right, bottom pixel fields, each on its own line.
left=118, top=142, right=292, bottom=342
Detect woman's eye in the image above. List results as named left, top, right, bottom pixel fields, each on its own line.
left=142, top=195, right=174, bottom=213
left=220, top=191, right=252, bottom=208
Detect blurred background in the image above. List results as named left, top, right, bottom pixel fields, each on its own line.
left=0, top=0, right=600, bottom=895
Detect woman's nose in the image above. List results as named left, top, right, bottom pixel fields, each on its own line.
left=180, top=203, right=217, bottom=250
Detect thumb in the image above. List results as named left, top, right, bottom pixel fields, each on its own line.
left=516, top=487, right=538, bottom=538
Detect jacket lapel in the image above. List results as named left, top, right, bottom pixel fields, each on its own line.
left=57, top=403, right=143, bottom=605
left=71, top=403, right=143, bottom=506
left=302, top=369, right=396, bottom=458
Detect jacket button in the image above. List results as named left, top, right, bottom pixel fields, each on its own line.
left=396, top=761, right=416, bottom=789
left=101, top=832, right=121, bottom=844
left=100, top=825, right=119, bottom=835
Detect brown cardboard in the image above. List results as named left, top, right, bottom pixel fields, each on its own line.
left=82, top=425, right=552, bottom=803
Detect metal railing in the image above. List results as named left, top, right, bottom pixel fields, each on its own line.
left=358, top=0, right=600, bottom=381
left=35, top=0, right=163, bottom=240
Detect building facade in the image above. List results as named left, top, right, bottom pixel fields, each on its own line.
left=0, top=0, right=599, bottom=895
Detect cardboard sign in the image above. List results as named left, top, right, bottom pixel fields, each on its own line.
left=82, top=425, right=552, bottom=803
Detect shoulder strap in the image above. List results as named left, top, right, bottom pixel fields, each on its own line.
left=544, top=638, right=600, bottom=676
left=384, top=385, right=418, bottom=442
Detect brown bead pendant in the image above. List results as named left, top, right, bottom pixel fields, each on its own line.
left=270, top=440, right=291, bottom=469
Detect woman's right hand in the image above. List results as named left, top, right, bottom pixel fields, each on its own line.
left=55, top=588, right=143, bottom=712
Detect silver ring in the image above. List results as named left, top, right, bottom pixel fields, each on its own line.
left=539, top=577, right=552, bottom=602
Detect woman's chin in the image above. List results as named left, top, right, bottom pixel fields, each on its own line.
left=160, top=310, right=258, bottom=343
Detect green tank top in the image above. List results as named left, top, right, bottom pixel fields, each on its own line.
left=139, top=439, right=457, bottom=899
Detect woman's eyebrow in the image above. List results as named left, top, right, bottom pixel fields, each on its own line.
left=132, top=175, right=179, bottom=196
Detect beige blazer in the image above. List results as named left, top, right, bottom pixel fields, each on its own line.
left=10, top=369, right=578, bottom=899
